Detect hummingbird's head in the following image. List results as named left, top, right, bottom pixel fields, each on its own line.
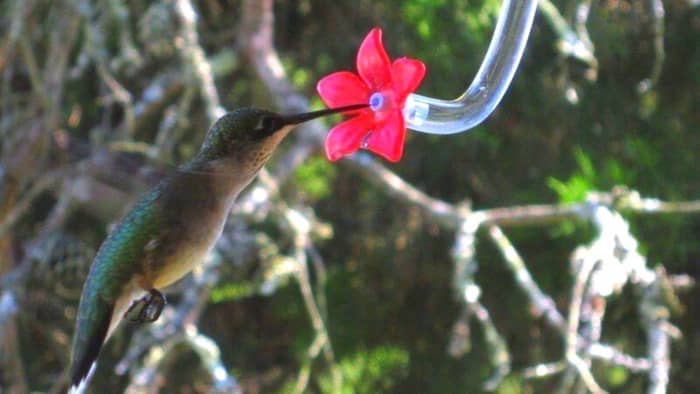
left=197, top=104, right=366, bottom=174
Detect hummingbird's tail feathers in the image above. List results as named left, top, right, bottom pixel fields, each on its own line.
left=69, top=297, right=114, bottom=391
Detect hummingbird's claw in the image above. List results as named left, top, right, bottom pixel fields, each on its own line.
left=124, top=289, right=167, bottom=323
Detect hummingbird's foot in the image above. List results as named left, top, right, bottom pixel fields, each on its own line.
left=124, top=289, right=167, bottom=323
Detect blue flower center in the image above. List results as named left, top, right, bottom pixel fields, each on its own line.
left=369, top=92, right=386, bottom=111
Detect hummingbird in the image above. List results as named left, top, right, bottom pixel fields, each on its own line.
left=69, top=103, right=366, bottom=391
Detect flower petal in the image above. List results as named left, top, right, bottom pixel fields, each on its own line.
left=364, top=109, right=405, bottom=162
left=391, top=58, right=426, bottom=103
left=317, top=71, right=370, bottom=108
left=324, top=115, right=374, bottom=161
left=357, top=28, right=392, bottom=90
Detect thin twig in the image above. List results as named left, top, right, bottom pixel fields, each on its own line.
left=287, top=208, right=341, bottom=394
left=75, top=0, right=135, bottom=135
left=538, top=0, right=598, bottom=71
left=0, top=291, right=28, bottom=393
left=0, top=167, right=73, bottom=239
left=488, top=225, right=566, bottom=330
left=640, top=268, right=672, bottom=394
left=469, top=300, right=511, bottom=391
left=564, top=244, right=605, bottom=394
left=306, top=244, right=329, bottom=322
left=0, top=0, right=32, bottom=75
left=639, top=0, right=666, bottom=94
left=17, top=36, right=49, bottom=110
left=588, top=343, right=651, bottom=372
left=174, top=0, right=225, bottom=123
left=351, top=153, right=464, bottom=229
left=523, top=361, right=567, bottom=379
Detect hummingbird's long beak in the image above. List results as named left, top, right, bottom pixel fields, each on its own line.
left=280, top=103, right=368, bottom=126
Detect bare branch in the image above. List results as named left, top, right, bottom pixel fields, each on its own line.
left=588, top=343, right=651, bottom=372
left=174, top=0, right=225, bottom=123
left=488, top=225, right=566, bottom=330
left=351, top=154, right=464, bottom=229
left=523, top=361, right=567, bottom=379
left=0, top=167, right=73, bottom=239
left=470, top=301, right=511, bottom=391
left=564, top=243, right=605, bottom=394
left=641, top=267, right=674, bottom=394
left=0, top=291, right=27, bottom=393
left=0, top=0, right=32, bottom=75
left=566, top=352, right=606, bottom=394
left=639, top=0, right=666, bottom=94
left=0, top=290, right=18, bottom=338
left=75, top=0, right=135, bottom=134
left=538, top=0, right=598, bottom=73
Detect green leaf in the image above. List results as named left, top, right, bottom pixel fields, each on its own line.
left=317, top=346, right=410, bottom=394
left=294, top=156, right=337, bottom=200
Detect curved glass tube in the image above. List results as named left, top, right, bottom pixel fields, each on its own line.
left=404, top=0, right=539, bottom=134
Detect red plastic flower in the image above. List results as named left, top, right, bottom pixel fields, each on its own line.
left=317, top=28, right=426, bottom=162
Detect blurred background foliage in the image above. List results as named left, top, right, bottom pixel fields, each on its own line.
left=1, top=0, right=699, bottom=393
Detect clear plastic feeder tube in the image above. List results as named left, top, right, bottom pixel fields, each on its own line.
left=404, top=0, right=539, bottom=134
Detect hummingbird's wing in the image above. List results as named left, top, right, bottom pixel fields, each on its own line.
left=69, top=186, right=166, bottom=390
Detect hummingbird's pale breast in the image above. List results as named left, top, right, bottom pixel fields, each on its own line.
left=142, top=159, right=253, bottom=289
